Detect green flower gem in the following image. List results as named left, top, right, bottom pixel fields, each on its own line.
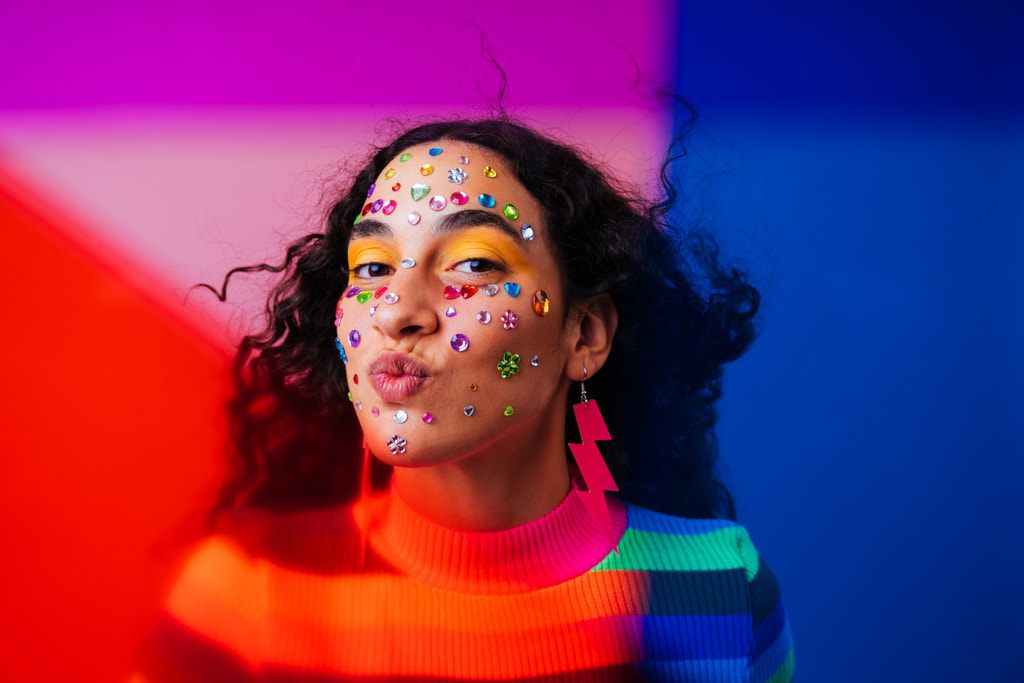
left=497, top=351, right=520, bottom=379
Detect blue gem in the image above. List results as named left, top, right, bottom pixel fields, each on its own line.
left=334, top=337, right=348, bottom=362
left=504, top=282, right=520, bottom=297
left=428, top=147, right=443, bottom=156
left=478, top=194, right=495, bottom=208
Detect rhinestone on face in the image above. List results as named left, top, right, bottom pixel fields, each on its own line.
left=443, top=285, right=461, bottom=299
left=470, top=384, right=478, bottom=391
left=334, top=337, right=347, bottom=362
left=384, top=168, right=395, bottom=179
left=429, top=195, right=447, bottom=211
left=445, top=306, right=457, bottom=317
left=504, top=405, right=514, bottom=416
left=501, top=310, right=519, bottom=330
left=367, top=183, right=376, bottom=198
left=420, top=164, right=434, bottom=176
left=394, top=410, right=408, bottom=424
left=497, top=351, right=520, bottom=378
left=411, top=183, right=430, bottom=200
left=348, top=330, right=360, bottom=347
left=361, top=203, right=372, bottom=216
left=458, top=156, right=469, bottom=164
left=353, top=374, right=359, bottom=384
left=422, top=413, right=434, bottom=424
left=483, top=166, right=497, bottom=178
left=476, top=311, right=491, bottom=324
left=477, top=193, right=495, bottom=208
left=532, top=290, right=550, bottom=316
left=374, top=286, right=388, bottom=298
left=460, top=285, right=477, bottom=298
left=382, top=200, right=396, bottom=215
left=481, top=284, right=500, bottom=296
left=392, top=182, right=401, bottom=191
left=400, top=258, right=415, bottom=268
left=371, top=406, right=379, bottom=417
left=428, top=147, right=443, bottom=156
left=356, top=291, right=372, bottom=304
left=384, top=292, right=399, bottom=305
left=531, top=355, right=540, bottom=367
left=355, top=400, right=362, bottom=410
left=369, top=304, right=378, bottom=316
left=521, top=224, right=535, bottom=241
left=451, top=334, right=469, bottom=352
left=408, top=212, right=421, bottom=225
left=353, top=214, right=360, bottom=225
left=346, top=285, right=361, bottom=298
left=400, top=152, right=412, bottom=162
left=450, top=191, right=468, bottom=205
left=504, top=282, right=520, bottom=297
left=370, top=199, right=383, bottom=213
left=447, top=167, right=467, bottom=184
left=503, top=204, right=518, bottom=220
left=464, top=406, right=475, bottom=417
left=387, top=434, right=407, bottom=454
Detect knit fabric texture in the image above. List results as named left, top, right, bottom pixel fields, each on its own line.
left=134, top=487, right=794, bottom=682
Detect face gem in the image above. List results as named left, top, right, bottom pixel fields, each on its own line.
left=353, top=214, right=360, bottom=225
left=476, top=311, right=491, bottom=324
left=361, top=203, right=372, bottom=216
left=445, top=306, right=457, bottom=317
left=503, top=204, right=519, bottom=220
left=394, top=410, right=408, bottom=424
left=384, top=168, right=396, bottom=179
left=503, top=282, right=521, bottom=297
left=392, top=182, right=401, bottom=191
left=420, top=164, right=434, bottom=176
left=367, top=183, right=376, bottom=198
left=497, top=351, right=520, bottom=378
left=369, top=304, right=378, bottom=316
left=334, top=337, right=347, bottom=362
left=443, top=285, right=461, bottom=299
left=387, top=435, right=407, bottom=454
left=411, top=183, right=430, bottom=200
left=428, top=195, right=447, bottom=211
left=348, top=392, right=352, bottom=402
left=477, top=193, right=496, bottom=208
left=348, top=330, right=361, bottom=348
left=355, top=400, right=362, bottom=410
left=458, top=156, right=469, bottom=164
left=450, top=191, right=469, bottom=205
left=429, top=147, right=443, bottom=156
left=460, top=285, right=477, bottom=298
left=382, top=200, right=397, bottom=215
left=334, top=307, right=343, bottom=326
left=448, top=168, right=467, bottom=184
left=356, top=291, right=373, bottom=304
left=501, top=310, right=519, bottom=330
left=371, top=406, right=379, bottom=417
left=532, top=290, right=550, bottom=316
left=374, top=286, right=388, bottom=298
left=470, top=383, right=478, bottom=391
left=481, top=284, right=500, bottom=296
left=530, top=355, right=540, bottom=367
left=384, top=292, right=399, bottom=305
left=483, top=166, right=497, bottom=178
left=504, top=405, right=514, bottom=416
left=422, top=413, right=435, bottom=424
left=370, top=199, right=383, bottom=213
left=408, top=212, right=421, bottom=225
left=400, top=258, right=416, bottom=268
left=353, top=373, right=359, bottom=384
left=345, top=285, right=361, bottom=298
left=464, top=406, right=475, bottom=417
left=451, top=334, right=470, bottom=352
left=400, top=152, right=412, bottom=162
left=521, top=224, right=535, bottom=241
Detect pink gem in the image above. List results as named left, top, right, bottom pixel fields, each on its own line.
left=422, top=413, right=434, bottom=424
left=501, top=310, right=519, bottom=330
left=371, top=407, right=379, bottom=417
left=458, top=156, right=469, bottom=164
left=408, top=211, right=421, bottom=225
left=428, top=195, right=447, bottom=211
left=450, top=191, right=468, bottom=205
left=381, top=200, right=397, bottom=215
left=443, top=285, right=461, bottom=299
left=374, top=286, right=388, bottom=298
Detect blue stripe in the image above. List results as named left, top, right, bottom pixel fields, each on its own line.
left=642, top=657, right=749, bottom=682
left=750, top=616, right=793, bottom=683
left=624, top=504, right=741, bottom=536
left=643, top=614, right=751, bottom=660
left=752, top=599, right=787, bottom=660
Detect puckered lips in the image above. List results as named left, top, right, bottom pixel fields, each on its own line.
left=369, top=351, right=432, bottom=403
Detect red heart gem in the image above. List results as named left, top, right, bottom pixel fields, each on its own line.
left=460, top=285, right=477, bottom=299
left=443, top=285, right=461, bottom=299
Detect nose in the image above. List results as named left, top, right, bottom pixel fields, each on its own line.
left=369, top=270, right=440, bottom=347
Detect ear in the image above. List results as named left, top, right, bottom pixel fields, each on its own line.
left=567, top=294, right=618, bottom=381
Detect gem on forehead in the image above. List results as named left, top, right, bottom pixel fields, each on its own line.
left=444, top=285, right=461, bottom=299
left=370, top=199, right=383, bottom=213
left=382, top=200, right=397, bottom=215
left=464, top=406, right=475, bottom=417
left=450, top=191, right=468, bottom=205
left=345, top=285, right=361, bottom=297
left=384, top=168, right=395, bottom=179
left=481, top=284, right=500, bottom=296
left=477, top=194, right=495, bottom=208
left=429, top=147, right=443, bottom=156
left=367, top=183, right=376, bottom=198
left=411, top=183, right=430, bottom=200
left=532, top=290, right=550, bottom=316
left=445, top=307, right=457, bottom=317
left=348, top=330, right=360, bottom=347
left=503, top=204, right=519, bottom=220
left=361, top=203, right=372, bottom=217
left=400, top=258, right=415, bottom=268
left=459, top=156, right=469, bottom=164
left=483, top=166, right=497, bottom=178
left=429, top=195, right=447, bottom=211
left=400, top=152, right=412, bottom=162
left=408, top=212, right=421, bottom=225
left=420, top=164, right=434, bottom=176
left=384, top=292, right=399, bottom=305
left=422, top=413, right=434, bottom=424
left=448, top=168, right=467, bottom=184
left=521, top=224, right=535, bottom=241
left=392, top=182, right=401, bottom=191
left=356, top=291, right=372, bottom=304
left=476, top=311, right=491, bottom=324
left=451, top=334, right=470, bottom=352
left=394, top=410, right=408, bottom=424
left=531, top=355, right=540, bottom=367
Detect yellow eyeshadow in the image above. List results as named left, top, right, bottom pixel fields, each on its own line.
left=347, top=243, right=396, bottom=270
left=445, top=230, right=532, bottom=273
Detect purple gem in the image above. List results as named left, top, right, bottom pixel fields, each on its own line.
left=348, top=330, right=360, bottom=348
left=450, top=334, right=469, bottom=352
left=345, top=286, right=361, bottom=298
left=445, top=306, right=457, bottom=317
left=371, top=199, right=383, bottom=213
left=367, top=183, right=376, bottom=198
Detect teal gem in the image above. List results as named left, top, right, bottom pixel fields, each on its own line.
left=478, top=193, right=495, bottom=208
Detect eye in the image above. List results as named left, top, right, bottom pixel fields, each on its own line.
left=452, top=258, right=500, bottom=274
left=352, top=262, right=393, bottom=279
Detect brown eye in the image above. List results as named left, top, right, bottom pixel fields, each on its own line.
left=353, top=263, right=393, bottom=278
left=453, top=259, right=498, bottom=274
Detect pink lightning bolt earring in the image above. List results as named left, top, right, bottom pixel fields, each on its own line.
left=568, top=366, right=620, bottom=553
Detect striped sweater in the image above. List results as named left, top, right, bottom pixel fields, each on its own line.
left=135, top=486, right=793, bottom=682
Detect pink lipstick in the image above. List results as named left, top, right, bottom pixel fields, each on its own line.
left=369, top=352, right=432, bottom=403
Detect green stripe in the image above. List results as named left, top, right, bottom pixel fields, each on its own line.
left=765, top=647, right=795, bottom=683
left=594, top=526, right=756, bottom=575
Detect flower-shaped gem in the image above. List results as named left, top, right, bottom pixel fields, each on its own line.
left=447, top=167, right=467, bottom=184
left=501, top=310, right=519, bottom=330
left=387, top=435, right=407, bottom=454
left=497, top=351, right=520, bottom=379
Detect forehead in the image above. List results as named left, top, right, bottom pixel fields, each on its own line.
left=353, top=142, right=543, bottom=244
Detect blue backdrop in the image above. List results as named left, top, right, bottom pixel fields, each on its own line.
left=676, top=1, right=1024, bottom=680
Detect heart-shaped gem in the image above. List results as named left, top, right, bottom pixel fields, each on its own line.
left=356, top=291, right=372, bottom=304
left=443, top=285, right=461, bottom=299
left=411, top=183, right=430, bottom=201
left=481, top=284, right=499, bottom=296
left=504, top=282, right=520, bottom=297
left=460, top=285, right=477, bottom=299
left=464, top=406, right=475, bottom=417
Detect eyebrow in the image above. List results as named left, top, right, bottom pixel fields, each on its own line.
left=350, top=210, right=525, bottom=243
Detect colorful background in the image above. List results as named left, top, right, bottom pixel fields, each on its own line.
left=1, top=1, right=1021, bottom=681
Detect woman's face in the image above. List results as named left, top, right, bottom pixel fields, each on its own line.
left=337, top=142, right=574, bottom=467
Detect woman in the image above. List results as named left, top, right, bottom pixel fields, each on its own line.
left=135, top=118, right=793, bottom=682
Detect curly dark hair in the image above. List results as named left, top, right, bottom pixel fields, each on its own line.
left=205, top=113, right=759, bottom=521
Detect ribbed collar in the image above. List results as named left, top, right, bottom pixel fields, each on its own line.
left=354, top=483, right=627, bottom=594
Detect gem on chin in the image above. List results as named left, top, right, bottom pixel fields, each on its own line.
left=428, top=195, right=447, bottom=211
left=483, top=166, right=497, bottom=178
left=450, top=191, right=468, bottom=205
left=400, top=257, right=415, bottom=268
left=429, top=147, right=443, bottom=156
left=420, top=164, right=434, bottom=176
left=422, top=413, right=434, bottom=424
left=408, top=212, right=421, bottom=225
left=394, top=410, right=408, bottom=424
left=532, top=290, right=550, bottom=316
left=348, top=330, right=360, bottom=347
left=384, top=292, right=399, bottom=305
left=451, top=334, right=470, bottom=352
left=476, top=311, right=491, bottom=324
left=503, top=204, right=518, bottom=220
left=443, top=285, right=461, bottom=299
left=481, top=284, right=500, bottom=296
left=371, top=407, right=379, bottom=417
left=503, top=282, right=520, bottom=297
left=521, top=224, right=535, bottom=241
left=477, top=193, right=495, bottom=208
left=531, top=355, right=539, bottom=367
left=411, top=183, right=430, bottom=200
left=387, top=434, right=407, bottom=454
left=445, top=306, right=457, bottom=317
left=464, top=406, right=475, bottom=417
